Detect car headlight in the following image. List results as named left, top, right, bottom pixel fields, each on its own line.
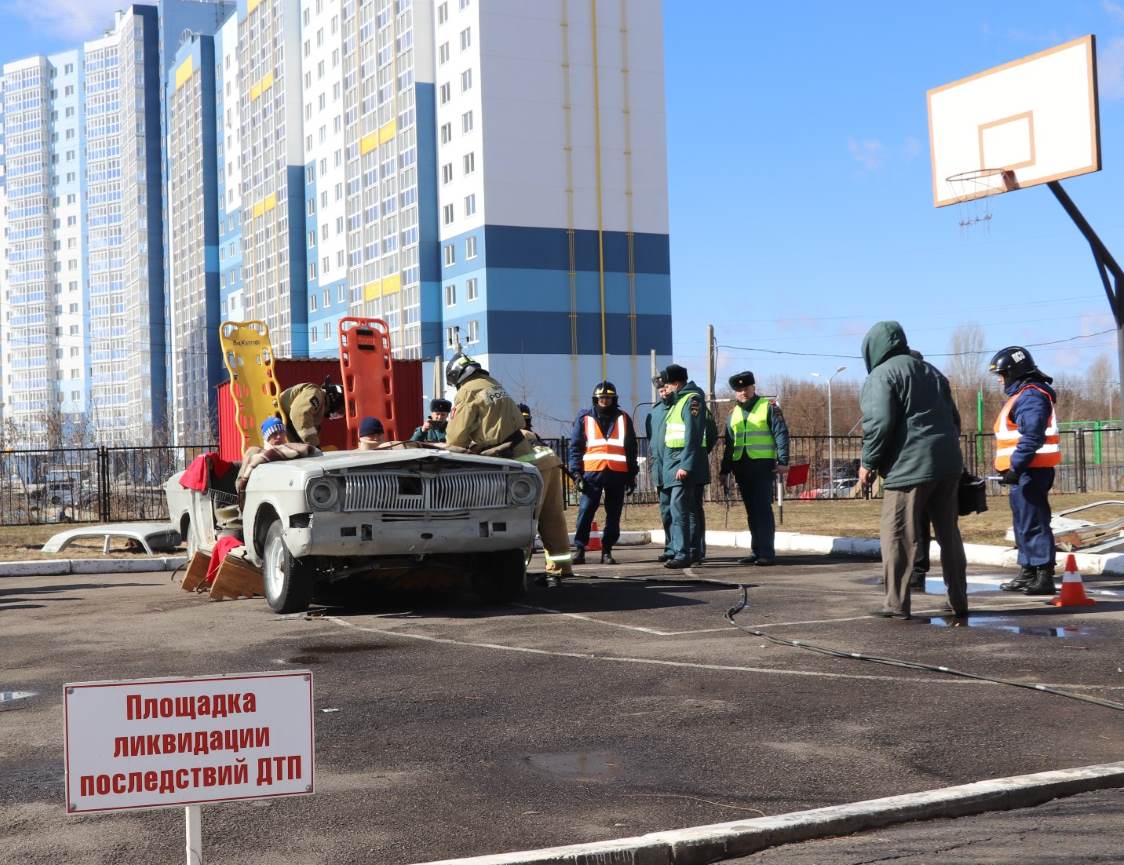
left=508, top=472, right=540, bottom=505
left=307, top=478, right=340, bottom=511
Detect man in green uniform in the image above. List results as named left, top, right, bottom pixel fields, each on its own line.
left=277, top=378, right=344, bottom=448
left=444, top=353, right=574, bottom=586
left=657, top=364, right=709, bottom=569
left=719, top=370, right=789, bottom=566
left=410, top=399, right=451, bottom=443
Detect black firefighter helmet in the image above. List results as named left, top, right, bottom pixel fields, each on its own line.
left=322, top=376, right=345, bottom=417
left=445, top=352, right=485, bottom=388
left=592, top=380, right=619, bottom=409
left=988, top=346, right=1038, bottom=381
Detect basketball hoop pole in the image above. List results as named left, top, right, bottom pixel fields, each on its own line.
left=1047, top=180, right=1124, bottom=426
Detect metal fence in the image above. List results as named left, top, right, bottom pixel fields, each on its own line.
left=3, top=430, right=1120, bottom=527
left=0, top=445, right=212, bottom=527
left=550, top=429, right=1124, bottom=504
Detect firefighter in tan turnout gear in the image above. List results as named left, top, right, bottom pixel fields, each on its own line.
left=277, top=378, right=345, bottom=448
left=444, top=353, right=574, bottom=586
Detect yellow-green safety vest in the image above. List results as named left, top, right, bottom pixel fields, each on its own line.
left=729, top=400, right=776, bottom=460
left=664, top=393, right=708, bottom=449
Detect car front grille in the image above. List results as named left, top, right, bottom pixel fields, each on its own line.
left=342, top=470, right=509, bottom=512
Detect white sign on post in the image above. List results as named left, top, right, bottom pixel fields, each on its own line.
left=64, top=671, right=315, bottom=814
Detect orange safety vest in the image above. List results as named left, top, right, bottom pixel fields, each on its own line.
left=993, top=384, right=1061, bottom=471
left=582, top=413, right=628, bottom=472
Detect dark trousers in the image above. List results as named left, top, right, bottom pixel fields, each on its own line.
left=658, top=487, right=673, bottom=555
left=668, top=482, right=703, bottom=561
left=880, top=474, right=967, bottom=617
left=574, top=471, right=627, bottom=549
left=732, top=458, right=776, bottom=559
left=1009, top=467, right=1055, bottom=567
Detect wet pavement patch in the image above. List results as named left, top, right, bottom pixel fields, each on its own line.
left=927, top=614, right=1092, bottom=638
left=523, top=750, right=621, bottom=781
left=286, top=642, right=389, bottom=664
left=0, top=690, right=40, bottom=711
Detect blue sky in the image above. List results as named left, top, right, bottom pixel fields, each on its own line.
left=664, top=0, right=1124, bottom=388
left=2, top=0, right=1122, bottom=390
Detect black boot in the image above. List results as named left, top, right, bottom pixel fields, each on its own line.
left=1022, top=565, right=1056, bottom=596
left=600, top=547, right=617, bottom=565
left=1000, top=565, right=1035, bottom=592
left=572, top=548, right=586, bottom=565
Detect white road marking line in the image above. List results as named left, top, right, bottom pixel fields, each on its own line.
left=323, top=616, right=1124, bottom=690
left=513, top=602, right=730, bottom=636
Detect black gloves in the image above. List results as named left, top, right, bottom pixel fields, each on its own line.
left=998, top=468, right=1020, bottom=485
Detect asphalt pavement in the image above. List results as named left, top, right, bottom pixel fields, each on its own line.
left=2, top=546, right=1123, bottom=864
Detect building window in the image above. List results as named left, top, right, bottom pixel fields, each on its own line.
left=308, top=230, right=316, bottom=247
left=442, top=203, right=454, bottom=224
left=445, top=326, right=456, bottom=348
left=311, top=294, right=318, bottom=312
left=440, top=122, right=452, bottom=144
left=463, top=152, right=475, bottom=174
left=445, top=284, right=456, bottom=306
left=444, top=244, right=455, bottom=266
left=438, top=2, right=448, bottom=24
left=438, top=42, right=449, bottom=64
left=439, top=82, right=451, bottom=104
left=461, top=111, right=473, bottom=133
left=464, top=195, right=476, bottom=217
left=466, top=277, right=478, bottom=300
left=461, top=69, right=472, bottom=91
left=466, top=235, right=477, bottom=257
left=460, top=28, right=471, bottom=50
left=442, top=163, right=453, bottom=184
left=466, top=320, right=479, bottom=343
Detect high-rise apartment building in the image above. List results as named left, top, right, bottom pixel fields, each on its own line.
left=236, top=0, right=308, bottom=356
left=431, top=0, right=671, bottom=430
left=0, top=5, right=166, bottom=446
left=1, top=0, right=671, bottom=444
left=300, top=0, right=440, bottom=360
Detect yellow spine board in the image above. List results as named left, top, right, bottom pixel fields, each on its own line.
left=219, top=320, right=281, bottom=451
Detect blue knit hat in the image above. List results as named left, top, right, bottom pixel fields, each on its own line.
left=359, top=416, right=384, bottom=438
left=261, top=416, right=285, bottom=441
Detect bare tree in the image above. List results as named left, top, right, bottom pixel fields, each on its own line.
left=944, top=324, right=989, bottom=434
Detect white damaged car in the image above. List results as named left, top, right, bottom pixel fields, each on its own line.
left=165, top=447, right=543, bottom=613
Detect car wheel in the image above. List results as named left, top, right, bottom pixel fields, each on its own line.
left=471, top=550, right=527, bottom=604
left=262, top=520, right=314, bottom=614
left=183, top=519, right=199, bottom=560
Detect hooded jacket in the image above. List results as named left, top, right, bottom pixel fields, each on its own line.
left=1002, top=374, right=1058, bottom=474
left=859, top=321, right=962, bottom=489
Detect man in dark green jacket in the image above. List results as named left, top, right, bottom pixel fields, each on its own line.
left=656, top=364, right=709, bottom=569
left=646, top=374, right=674, bottom=562
left=858, top=321, right=967, bottom=621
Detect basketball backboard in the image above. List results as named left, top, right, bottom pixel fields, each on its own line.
left=927, top=35, right=1100, bottom=208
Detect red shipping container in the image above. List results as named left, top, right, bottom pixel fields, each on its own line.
left=217, top=357, right=423, bottom=462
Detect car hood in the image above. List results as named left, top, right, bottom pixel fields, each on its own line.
left=251, top=447, right=529, bottom=485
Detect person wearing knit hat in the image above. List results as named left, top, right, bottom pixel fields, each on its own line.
left=358, top=416, right=386, bottom=450
left=410, top=398, right=452, bottom=443
left=261, top=416, right=287, bottom=447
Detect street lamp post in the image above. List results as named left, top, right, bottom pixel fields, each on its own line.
left=811, top=366, right=847, bottom=498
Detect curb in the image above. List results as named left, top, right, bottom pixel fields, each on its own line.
left=0, top=556, right=187, bottom=577
left=648, top=530, right=1124, bottom=577
left=414, top=761, right=1124, bottom=865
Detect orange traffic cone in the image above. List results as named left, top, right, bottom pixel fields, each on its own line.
left=587, top=521, right=602, bottom=552
left=1050, top=554, right=1095, bottom=607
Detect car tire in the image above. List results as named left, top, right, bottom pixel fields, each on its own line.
left=183, top=519, right=199, bottom=560
left=472, top=549, right=527, bottom=604
left=262, top=520, right=314, bottom=614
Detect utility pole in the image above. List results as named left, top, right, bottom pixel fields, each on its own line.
left=707, top=324, right=716, bottom=407
left=650, top=348, right=657, bottom=404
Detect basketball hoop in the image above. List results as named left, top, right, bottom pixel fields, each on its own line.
left=945, top=168, right=1019, bottom=236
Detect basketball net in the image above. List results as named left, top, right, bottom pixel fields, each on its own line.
left=945, top=168, right=1018, bottom=238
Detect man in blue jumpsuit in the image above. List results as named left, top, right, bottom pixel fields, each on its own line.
left=719, top=370, right=789, bottom=565
left=990, top=346, right=1060, bottom=596
left=569, top=381, right=639, bottom=564
left=657, top=364, right=709, bottom=569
